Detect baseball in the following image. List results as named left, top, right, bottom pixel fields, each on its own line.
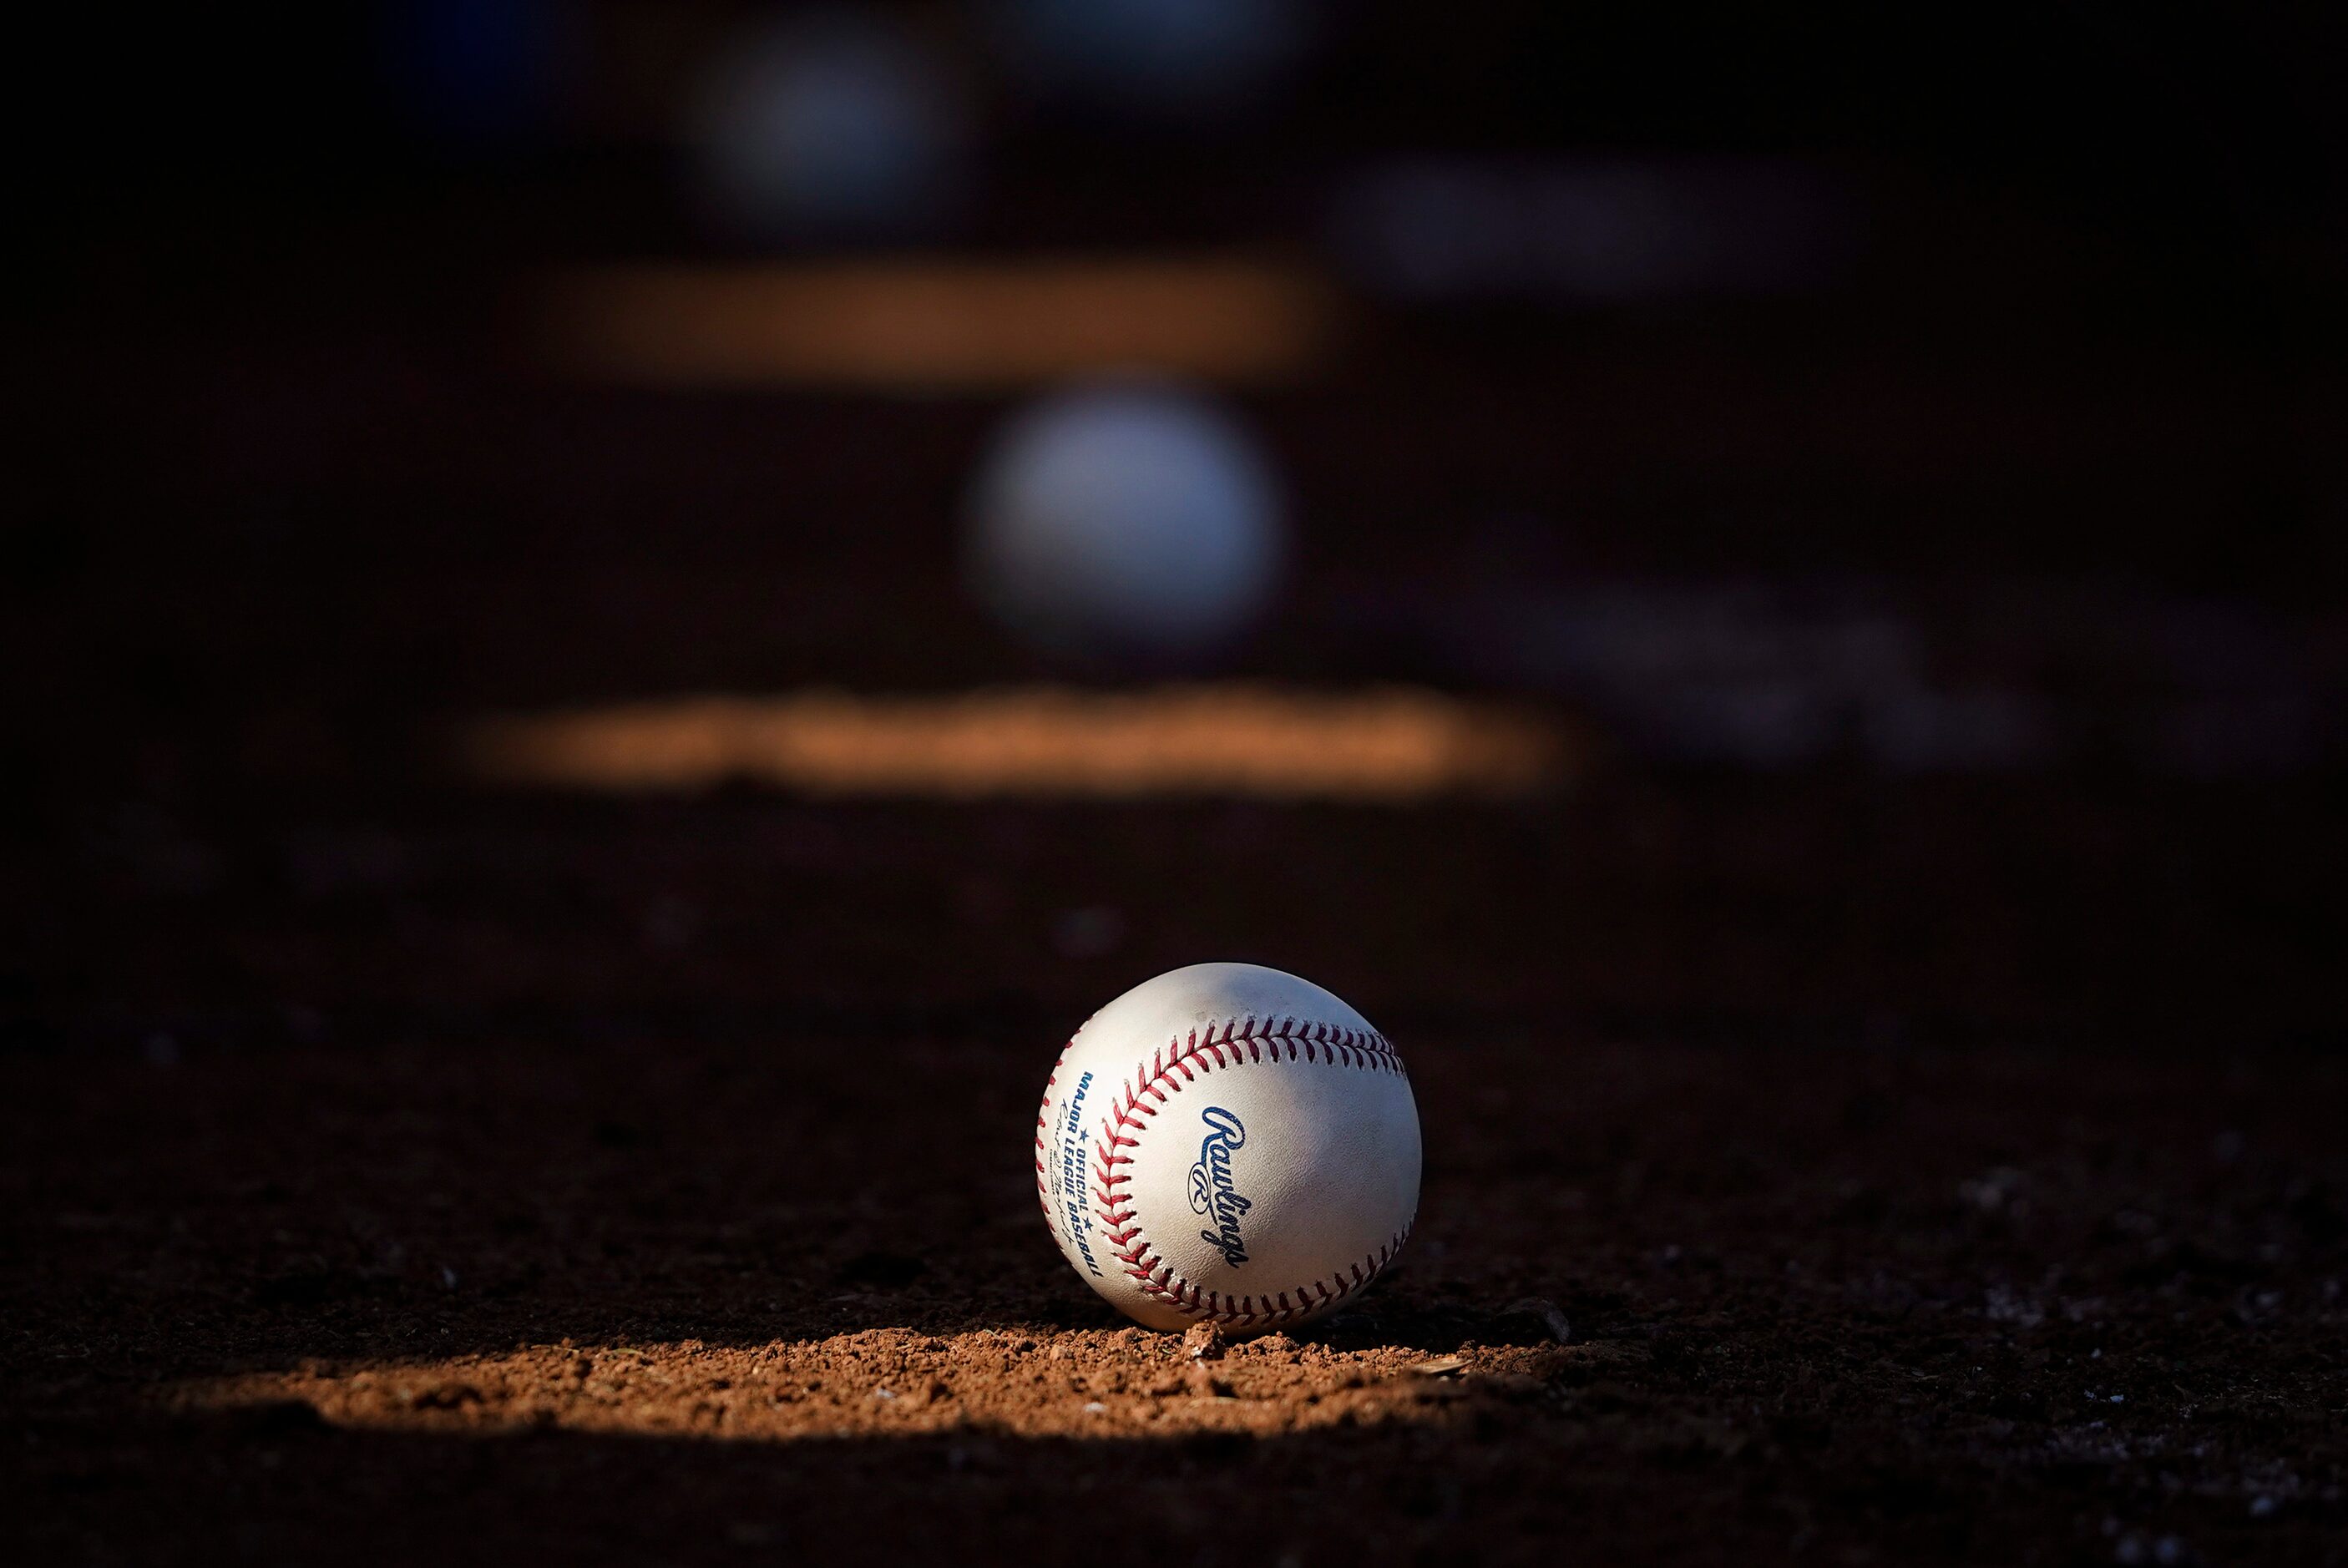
left=963, top=381, right=1287, bottom=667
left=1035, top=962, right=1421, bottom=1333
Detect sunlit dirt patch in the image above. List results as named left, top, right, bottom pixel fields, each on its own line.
left=170, top=1327, right=1593, bottom=1441
left=459, top=685, right=1569, bottom=800
left=540, top=258, right=1335, bottom=390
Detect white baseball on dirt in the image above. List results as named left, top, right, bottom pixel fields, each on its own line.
left=1034, top=962, right=1421, bottom=1333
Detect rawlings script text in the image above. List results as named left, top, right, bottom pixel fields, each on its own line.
left=1187, top=1106, right=1252, bottom=1266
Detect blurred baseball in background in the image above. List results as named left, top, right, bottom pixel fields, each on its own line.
left=964, top=380, right=1288, bottom=666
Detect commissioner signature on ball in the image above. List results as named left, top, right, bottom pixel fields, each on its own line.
left=1188, top=1106, right=1253, bottom=1266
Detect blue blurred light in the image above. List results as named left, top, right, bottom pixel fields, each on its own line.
left=989, top=0, right=1313, bottom=121
left=380, top=0, right=566, bottom=144
left=691, top=10, right=972, bottom=244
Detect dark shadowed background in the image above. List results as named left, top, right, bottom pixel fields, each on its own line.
left=6, top=4, right=2345, bottom=1565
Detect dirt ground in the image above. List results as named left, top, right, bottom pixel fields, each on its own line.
left=10, top=190, right=2348, bottom=1563
left=6, top=783, right=2345, bottom=1566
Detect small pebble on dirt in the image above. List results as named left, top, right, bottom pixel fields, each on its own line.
left=1503, top=1297, right=1573, bottom=1344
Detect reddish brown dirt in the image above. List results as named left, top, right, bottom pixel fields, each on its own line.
left=5, top=788, right=2345, bottom=1565
left=14, top=63, right=2348, bottom=1562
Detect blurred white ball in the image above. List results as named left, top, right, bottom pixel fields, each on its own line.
left=689, top=10, right=969, bottom=242
left=965, top=382, right=1287, bottom=665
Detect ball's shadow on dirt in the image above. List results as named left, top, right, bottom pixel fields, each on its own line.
left=827, top=1247, right=1573, bottom=1353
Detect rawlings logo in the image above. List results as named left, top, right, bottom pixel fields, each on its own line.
left=1187, top=1106, right=1252, bottom=1266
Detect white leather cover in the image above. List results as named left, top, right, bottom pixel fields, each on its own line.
left=1034, top=963, right=1420, bottom=1333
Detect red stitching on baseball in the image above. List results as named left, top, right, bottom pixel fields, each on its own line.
left=1070, top=1014, right=1410, bottom=1328
left=1034, top=1046, right=1074, bottom=1221
left=1104, top=1225, right=1413, bottom=1328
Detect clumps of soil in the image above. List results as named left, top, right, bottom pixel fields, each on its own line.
left=170, top=1326, right=1600, bottom=1441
